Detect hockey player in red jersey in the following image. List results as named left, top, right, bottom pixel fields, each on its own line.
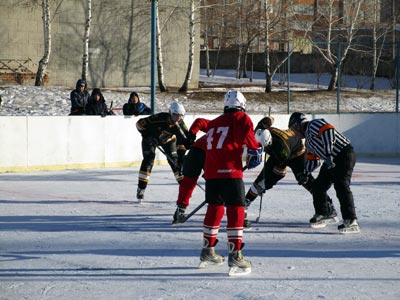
left=172, top=118, right=210, bottom=224
left=199, top=90, right=262, bottom=276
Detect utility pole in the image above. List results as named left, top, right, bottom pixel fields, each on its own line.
left=150, top=0, right=157, bottom=114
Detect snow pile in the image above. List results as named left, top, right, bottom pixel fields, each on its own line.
left=0, top=70, right=397, bottom=116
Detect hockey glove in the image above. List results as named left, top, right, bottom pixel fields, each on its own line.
left=297, top=172, right=310, bottom=185
left=159, top=131, right=177, bottom=144
left=325, top=155, right=336, bottom=170
left=246, top=147, right=263, bottom=169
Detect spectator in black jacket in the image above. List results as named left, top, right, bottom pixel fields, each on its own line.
left=85, top=88, right=114, bottom=117
left=70, top=79, right=89, bottom=115
left=123, top=92, right=151, bottom=116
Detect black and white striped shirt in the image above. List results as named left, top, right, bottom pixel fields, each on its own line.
left=304, top=118, right=351, bottom=173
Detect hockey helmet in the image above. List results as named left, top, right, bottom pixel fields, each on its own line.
left=223, top=90, right=246, bottom=111
left=255, top=129, right=272, bottom=147
left=169, top=100, right=185, bottom=116
left=288, top=112, right=307, bottom=128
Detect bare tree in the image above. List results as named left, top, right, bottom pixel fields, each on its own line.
left=156, top=0, right=168, bottom=92
left=81, top=0, right=92, bottom=81
left=122, top=0, right=135, bottom=87
left=239, top=1, right=263, bottom=79
left=179, top=0, right=196, bottom=93
left=201, top=0, right=211, bottom=77
left=310, top=0, right=365, bottom=91
left=369, top=0, right=391, bottom=90
left=35, top=0, right=51, bottom=86
left=263, top=0, right=284, bottom=92
left=201, top=0, right=228, bottom=77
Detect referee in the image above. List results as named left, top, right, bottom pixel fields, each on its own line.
left=289, top=112, right=360, bottom=234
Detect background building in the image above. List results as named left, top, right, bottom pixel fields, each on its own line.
left=0, top=0, right=199, bottom=88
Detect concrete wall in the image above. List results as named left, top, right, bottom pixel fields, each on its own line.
left=0, top=0, right=199, bottom=88
left=0, top=113, right=399, bottom=173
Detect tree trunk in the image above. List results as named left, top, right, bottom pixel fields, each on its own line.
left=202, top=0, right=211, bottom=77
left=236, top=45, right=242, bottom=79
left=328, top=67, right=338, bottom=91
left=156, top=1, right=168, bottom=92
left=264, top=0, right=271, bottom=93
left=35, top=0, right=51, bottom=86
left=179, top=0, right=195, bottom=93
left=123, top=0, right=134, bottom=87
left=81, top=0, right=92, bottom=82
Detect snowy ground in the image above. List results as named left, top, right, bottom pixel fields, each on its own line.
left=1, top=157, right=399, bottom=300
left=0, top=70, right=398, bottom=116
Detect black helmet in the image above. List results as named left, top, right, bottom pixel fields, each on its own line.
left=288, top=112, right=307, bottom=128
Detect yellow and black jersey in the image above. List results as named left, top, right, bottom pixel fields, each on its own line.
left=267, top=127, right=305, bottom=163
left=136, top=112, right=189, bottom=143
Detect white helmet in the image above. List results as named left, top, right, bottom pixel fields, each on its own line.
left=169, top=100, right=185, bottom=116
left=223, top=90, right=246, bottom=111
left=255, top=129, right=272, bottom=147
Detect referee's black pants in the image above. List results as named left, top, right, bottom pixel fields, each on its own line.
left=312, top=145, right=357, bottom=220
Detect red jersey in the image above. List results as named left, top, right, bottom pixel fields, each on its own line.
left=189, top=118, right=210, bottom=151
left=204, top=111, right=259, bottom=179
left=189, top=118, right=210, bottom=135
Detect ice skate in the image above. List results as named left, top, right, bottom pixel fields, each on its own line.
left=243, top=208, right=252, bottom=230
left=338, top=219, right=360, bottom=234
left=243, top=219, right=252, bottom=231
left=136, top=187, right=145, bottom=203
left=228, top=242, right=251, bottom=276
left=309, top=212, right=339, bottom=228
left=198, top=239, right=224, bottom=268
left=172, top=205, right=186, bottom=224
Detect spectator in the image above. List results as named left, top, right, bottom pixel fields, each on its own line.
left=70, top=79, right=89, bottom=115
left=85, top=88, right=114, bottom=117
left=123, top=92, right=151, bottom=116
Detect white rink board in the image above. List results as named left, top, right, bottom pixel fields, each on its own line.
left=0, top=113, right=399, bottom=172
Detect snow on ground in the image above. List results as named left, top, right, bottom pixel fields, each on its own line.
left=0, top=157, right=399, bottom=300
left=0, top=70, right=398, bottom=116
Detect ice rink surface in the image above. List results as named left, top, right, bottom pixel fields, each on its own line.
left=0, top=157, right=399, bottom=300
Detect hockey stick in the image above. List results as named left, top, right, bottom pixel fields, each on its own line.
left=180, top=165, right=250, bottom=224
left=156, top=145, right=205, bottom=191
left=255, top=106, right=272, bottom=223
left=182, top=200, right=207, bottom=223
left=182, top=165, right=250, bottom=223
left=255, top=149, right=268, bottom=223
left=255, top=193, right=263, bottom=223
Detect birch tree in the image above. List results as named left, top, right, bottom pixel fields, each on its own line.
left=35, top=0, right=51, bottom=86
left=369, top=0, right=391, bottom=90
left=238, top=1, right=263, bottom=79
left=201, top=0, right=211, bottom=77
left=81, top=0, right=92, bottom=81
left=179, top=0, right=196, bottom=93
left=310, top=0, right=365, bottom=91
left=123, top=0, right=135, bottom=87
left=201, top=0, right=228, bottom=77
left=263, top=0, right=285, bottom=92
left=156, top=0, right=168, bottom=92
